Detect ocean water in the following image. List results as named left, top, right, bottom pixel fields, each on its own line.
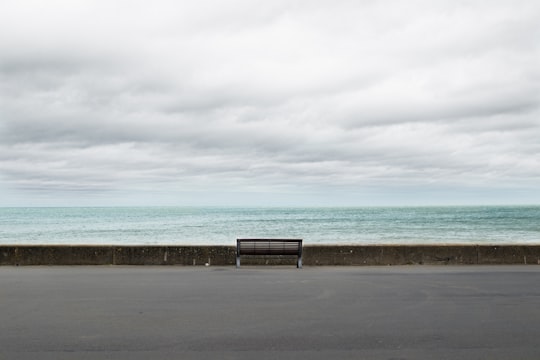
left=0, top=206, right=539, bottom=246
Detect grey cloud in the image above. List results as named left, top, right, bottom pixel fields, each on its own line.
left=1, top=0, right=540, bottom=204
left=340, top=97, right=539, bottom=129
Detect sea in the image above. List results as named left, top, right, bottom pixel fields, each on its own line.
left=0, top=206, right=539, bottom=246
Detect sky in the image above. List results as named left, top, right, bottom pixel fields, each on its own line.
left=1, top=0, right=539, bottom=207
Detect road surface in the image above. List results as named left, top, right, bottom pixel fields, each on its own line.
left=1, top=265, right=539, bottom=359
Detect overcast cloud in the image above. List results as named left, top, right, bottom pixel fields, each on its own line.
left=1, top=0, right=540, bottom=206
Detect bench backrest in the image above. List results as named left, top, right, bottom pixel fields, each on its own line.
left=237, top=239, right=303, bottom=256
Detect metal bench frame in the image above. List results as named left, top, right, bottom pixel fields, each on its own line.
left=236, top=239, right=303, bottom=268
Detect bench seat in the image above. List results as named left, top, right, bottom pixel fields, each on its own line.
left=236, top=239, right=303, bottom=268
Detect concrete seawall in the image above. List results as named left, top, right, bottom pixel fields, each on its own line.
left=1, top=245, right=540, bottom=266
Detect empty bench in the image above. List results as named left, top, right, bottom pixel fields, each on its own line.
left=236, top=239, right=303, bottom=268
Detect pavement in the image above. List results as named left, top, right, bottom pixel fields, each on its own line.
left=1, top=265, right=540, bottom=359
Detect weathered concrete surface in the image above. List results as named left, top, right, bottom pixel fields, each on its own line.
left=0, top=246, right=114, bottom=266
left=303, top=245, right=481, bottom=265
left=112, top=246, right=236, bottom=266
left=0, top=246, right=237, bottom=266
left=1, top=245, right=540, bottom=266
left=1, top=266, right=540, bottom=360
left=477, top=245, right=540, bottom=265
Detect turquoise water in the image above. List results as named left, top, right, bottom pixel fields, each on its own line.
left=0, top=206, right=539, bottom=245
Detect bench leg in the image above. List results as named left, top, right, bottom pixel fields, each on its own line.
left=297, top=256, right=302, bottom=269
left=236, top=255, right=240, bottom=268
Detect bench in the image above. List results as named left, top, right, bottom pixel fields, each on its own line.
left=236, top=239, right=303, bottom=268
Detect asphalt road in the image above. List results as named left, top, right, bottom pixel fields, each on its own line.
left=1, top=265, right=540, bottom=359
